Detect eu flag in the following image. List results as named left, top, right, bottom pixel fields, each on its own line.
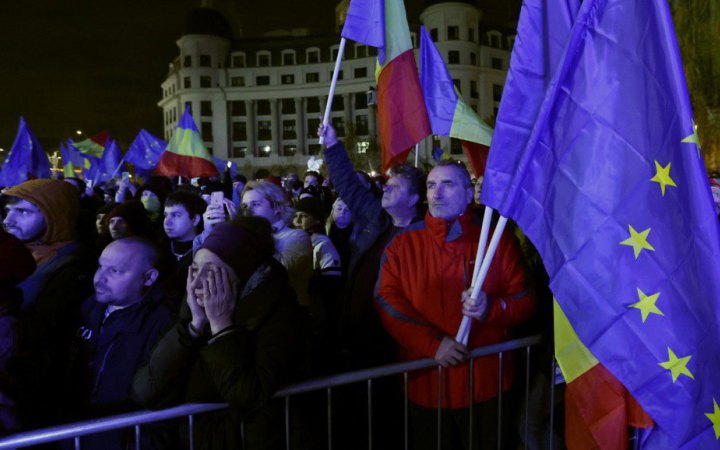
left=87, top=138, right=122, bottom=184
left=0, top=117, right=51, bottom=187
left=482, top=0, right=720, bottom=447
left=125, top=129, right=165, bottom=170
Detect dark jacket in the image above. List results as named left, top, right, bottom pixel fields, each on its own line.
left=324, top=141, right=391, bottom=277
left=133, top=259, right=304, bottom=450
left=63, top=286, right=175, bottom=450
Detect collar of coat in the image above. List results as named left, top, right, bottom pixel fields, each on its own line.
left=425, top=208, right=475, bottom=244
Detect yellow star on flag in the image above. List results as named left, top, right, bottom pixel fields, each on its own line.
left=629, top=288, right=663, bottom=322
left=682, top=122, right=701, bottom=148
left=650, top=161, right=677, bottom=196
left=706, top=399, right=720, bottom=440
left=658, top=348, right=694, bottom=383
left=620, top=225, right=655, bottom=259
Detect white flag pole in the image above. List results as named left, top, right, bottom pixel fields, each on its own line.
left=455, top=215, right=508, bottom=346
left=319, top=38, right=347, bottom=145
left=109, top=156, right=126, bottom=180
left=414, top=143, right=420, bottom=167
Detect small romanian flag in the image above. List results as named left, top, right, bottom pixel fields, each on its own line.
left=341, top=0, right=431, bottom=172
left=154, top=107, right=218, bottom=178
left=419, top=26, right=493, bottom=177
left=72, top=131, right=109, bottom=159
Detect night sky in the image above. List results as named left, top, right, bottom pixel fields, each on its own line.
left=0, top=0, right=512, bottom=153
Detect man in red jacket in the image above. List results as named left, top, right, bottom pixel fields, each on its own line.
left=375, top=160, right=536, bottom=449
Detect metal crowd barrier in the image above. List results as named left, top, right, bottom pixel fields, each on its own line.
left=0, top=334, right=547, bottom=450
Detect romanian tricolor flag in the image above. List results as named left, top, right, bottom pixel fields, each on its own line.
left=154, top=106, right=218, bottom=178
left=419, top=26, right=493, bottom=177
left=72, top=131, right=109, bottom=159
left=341, top=0, right=431, bottom=172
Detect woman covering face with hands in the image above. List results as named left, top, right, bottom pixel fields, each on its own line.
left=133, top=216, right=305, bottom=450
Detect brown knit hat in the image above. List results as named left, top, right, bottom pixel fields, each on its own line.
left=200, top=217, right=275, bottom=289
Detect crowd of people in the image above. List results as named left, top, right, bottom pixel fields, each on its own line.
left=0, top=124, right=557, bottom=449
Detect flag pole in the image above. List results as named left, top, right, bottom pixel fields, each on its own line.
left=109, top=156, right=126, bottom=179
left=319, top=38, right=347, bottom=145
left=414, top=143, right=420, bottom=167
left=456, top=214, right=508, bottom=345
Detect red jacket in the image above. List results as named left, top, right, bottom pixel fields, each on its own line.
left=375, top=210, right=535, bottom=408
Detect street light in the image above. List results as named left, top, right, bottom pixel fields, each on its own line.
left=75, top=130, right=83, bottom=136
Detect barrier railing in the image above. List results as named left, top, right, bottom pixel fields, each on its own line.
left=0, top=334, right=546, bottom=450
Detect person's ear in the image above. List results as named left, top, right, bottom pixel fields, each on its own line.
left=465, top=186, right=474, bottom=206
left=408, top=193, right=420, bottom=208
left=143, top=268, right=160, bottom=287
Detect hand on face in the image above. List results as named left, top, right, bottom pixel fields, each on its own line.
left=202, top=265, right=237, bottom=335
left=186, top=268, right=208, bottom=332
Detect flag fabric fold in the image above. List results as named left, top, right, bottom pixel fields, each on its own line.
left=87, top=138, right=122, bottom=184
left=342, top=0, right=431, bottom=172
left=418, top=26, right=494, bottom=176
left=154, top=107, right=218, bottom=178
left=125, top=129, right=166, bottom=170
left=0, top=117, right=51, bottom=187
left=59, top=142, right=82, bottom=178
left=482, top=0, right=720, bottom=447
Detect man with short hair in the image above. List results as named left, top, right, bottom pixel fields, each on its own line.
left=163, top=191, right=207, bottom=305
left=64, top=237, right=174, bottom=450
left=375, top=160, right=536, bottom=449
left=2, top=179, right=96, bottom=426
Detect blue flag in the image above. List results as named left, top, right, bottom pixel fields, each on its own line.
left=0, top=117, right=51, bottom=187
left=212, top=156, right=237, bottom=179
left=87, top=138, right=122, bottom=184
left=61, top=141, right=85, bottom=168
left=125, top=129, right=165, bottom=170
left=482, top=0, right=720, bottom=447
left=341, top=0, right=385, bottom=49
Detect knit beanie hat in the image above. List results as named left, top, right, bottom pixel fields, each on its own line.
left=295, top=196, right=326, bottom=222
left=106, top=200, right=150, bottom=236
left=200, top=217, right=275, bottom=289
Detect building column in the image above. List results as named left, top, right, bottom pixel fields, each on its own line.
left=271, top=98, right=281, bottom=157
left=295, top=97, right=305, bottom=155
left=245, top=100, right=256, bottom=157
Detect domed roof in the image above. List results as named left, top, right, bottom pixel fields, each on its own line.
left=184, top=8, right=233, bottom=40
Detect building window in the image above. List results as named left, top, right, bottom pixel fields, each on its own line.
left=230, top=101, right=246, bottom=116
left=232, top=146, right=247, bottom=158
left=308, top=144, right=322, bottom=155
left=201, top=122, right=213, bottom=142
left=200, top=76, right=212, bottom=88
left=232, top=122, right=247, bottom=141
left=470, top=52, right=477, bottom=65
left=281, top=74, right=295, bottom=85
left=257, top=51, right=271, bottom=67
left=231, top=76, right=245, bottom=87
left=470, top=81, right=478, bottom=99
left=355, top=115, right=368, bottom=134
left=493, top=84, right=503, bottom=102
left=256, top=75, right=270, bottom=86
left=184, top=55, right=192, bottom=67
left=332, top=95, right=344, bottom=112
left=447, top=26, right=459, bottom=40
left=307, top=118, right=320, bottom=138
left=307, top=48, right=320, bottom=64
left=258, top=121, right=272, bottom=140
left=232, top=54, right=246, bottom=67
left=332, top=117, right=345, bottom=137
left=450, top=138, right=462, bottom=155
left=282, top=120, right=297, bottom=139
left=329, top=70, right=343, bottom=80
left=185, top=101, right=192, bottom=113
left=331, top=46, right=340, bottom=61
left=282, top=50, right=296, bottom=66
left=306, top=72, right=320, bottom=83
left=183, top=77, right=191, bottom=89
left=199, top=54, right=211, bottom=67
left=453, top=79, right=461, bottom=91
left=281, top=99, right=296, bottom=114
left=306, top=97, right=320, bottom=113
left=282, top=145, right=297, bottom=156
left=257, top=145, right=272, bottom=157
left=354, top=92, right=368, bottom=109
left=355, top=45, right=367, bottom=58
left=490, top=33, right=501, bottom=48
left=257, top=100, right=271, bottom=115
left=200, top=101, right=212, bottom=116
left=468, top=28, right=475, bottom=42
left=491, top=57, right=503, bottom=70
left=354, top=67, right=368, bottom=78
left=448, top=51, right=460, bottom=64
left=172, top=108, right=177, bottom=121
left=430, top=28, right=438, bottom=42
